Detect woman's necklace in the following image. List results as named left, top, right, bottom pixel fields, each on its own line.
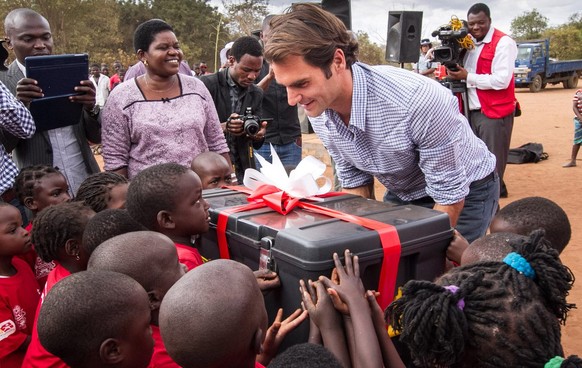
left=144, top=74, right=177, bottom=93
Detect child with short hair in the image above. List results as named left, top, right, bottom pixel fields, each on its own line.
left=191, top=151, right=236, bottom=189
left=159, top=259, right=268, bottom=368
left=388, top=229, right=578, bottom=367
left=562, top=88, right=582, bottom=167
left=459, top=232, right=522, bottom=266
left=74, top=171, right=129, bottom=212
left=36, top=270, right=153, bottom=368
left=87, top=231, right=186, bottom=367
left=22, top=202, right=96, bottom=368
left=14, top=165, right=71, bottom=287
left=0, top=203, right=40, bottom=367
left=447, top=196, right=571, bottom=264
left=489, top=196, right=571, bottom=253
left=82, top=209, right=145, bottom=254
left=126, top=163, right=209, bottom=270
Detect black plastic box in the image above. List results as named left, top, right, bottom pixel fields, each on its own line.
left=199, top=188, right=453, bottom=346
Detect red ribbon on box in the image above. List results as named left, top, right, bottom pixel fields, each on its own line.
left=215, top=185, right=401, bottom=309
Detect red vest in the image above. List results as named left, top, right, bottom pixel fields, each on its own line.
left=476, top=28, right=515, bottom=119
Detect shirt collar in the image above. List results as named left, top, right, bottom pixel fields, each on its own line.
left=473, top=26, right=495, bottom=46
left=347, top=62, right=368, bottom=131
left=16, top=59, right=26, bottom=77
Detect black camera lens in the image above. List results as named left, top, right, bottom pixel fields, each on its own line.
left=244, top=118, right=260, bottom=136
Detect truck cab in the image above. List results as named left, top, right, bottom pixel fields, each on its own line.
left=514, top=39, right=581, bottom=92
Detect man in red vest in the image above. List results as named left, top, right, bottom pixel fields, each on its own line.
left=447, top=3, right=517, bottom=198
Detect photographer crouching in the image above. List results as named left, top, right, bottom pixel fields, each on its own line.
left=444, top=3, right=517, bottom=199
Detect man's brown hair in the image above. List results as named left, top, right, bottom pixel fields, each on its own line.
left=264, top=3, right=358, bottom=79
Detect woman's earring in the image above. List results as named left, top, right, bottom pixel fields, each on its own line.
left=144, top=60, right=149, bottom=66
left=75, top=254, right=80, bottom=261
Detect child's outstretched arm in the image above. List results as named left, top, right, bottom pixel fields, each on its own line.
left=446, top=230, right=469, bottom=265
left=320, top=250, right=383, bottom=368
left=367, top=290, right=406, bottom=368
left=300, top=279, right=352, bottom=368
left=256, top=308, right=308, bottom=366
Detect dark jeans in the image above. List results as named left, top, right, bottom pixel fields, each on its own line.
left=383, top=173, right=499, bottom=243
left=254, top=140, right=302, bottom=170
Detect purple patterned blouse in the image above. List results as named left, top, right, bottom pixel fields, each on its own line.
left=102, top=74, right=229, bottom=178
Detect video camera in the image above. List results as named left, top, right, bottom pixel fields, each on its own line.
left=431, top=25, right=468, bottom=69
left=241, top=107, right=272, bottom=137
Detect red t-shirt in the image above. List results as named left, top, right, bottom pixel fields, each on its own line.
left=0, top=258, right=41, bottom=368
left=22, top=264, right=71, bottom=368
left=174, top=243, right=203, bottom=271
left=17, top=223, right=55, bottom=289
left=148, top=325, right=180, bottom=368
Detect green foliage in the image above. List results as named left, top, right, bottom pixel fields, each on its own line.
left=355, top=31, right=389, bottom=66
left=543, top=26, right=582, bottom=60
left=510, top=9, right=549, bottom=40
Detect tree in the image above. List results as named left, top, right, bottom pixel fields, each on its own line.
left=355, top=31, right=389, bottom=66
left=222, top=0, right=268, bottom=38
left=543, top=26, right=582, bottom=60
left=510, top=9, right=549, bottom=40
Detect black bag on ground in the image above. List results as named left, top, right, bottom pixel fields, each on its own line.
left=507, top=142, right=548, bottom=164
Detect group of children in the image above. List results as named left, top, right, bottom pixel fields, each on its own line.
left=0, top=145, right=580, bottom=367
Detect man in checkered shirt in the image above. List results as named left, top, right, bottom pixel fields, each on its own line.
left=0, top=80, right=35, bottom=210
left=264, top=3, right=498, bottom=242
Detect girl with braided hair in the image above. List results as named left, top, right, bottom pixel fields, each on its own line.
left=387, top=229, right=578, bottom=368
left=23, top=201, right=95, bottom=367
left=74, top=171, right=129, bottom=212
left=14, top=165, right=71, bottom=288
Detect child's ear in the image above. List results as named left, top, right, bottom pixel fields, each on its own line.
left=99, top=338, right=123, bottom=364
left=64, top=238, right=80, bottom=259
left=253, top=328, right=264, bottom=355
left=147, top=290, right=163, bottom=311
left=156, top=210, right=175, bottom=230
left=23, top=196, right=38, bottom=211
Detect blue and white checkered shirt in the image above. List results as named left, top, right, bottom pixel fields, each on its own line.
left=0, top=81, right=36, bottom=195
left=309, top=62, right=496, bottom=205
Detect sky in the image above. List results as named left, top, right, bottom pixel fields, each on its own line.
left=210, top=0, right=579, bottom=45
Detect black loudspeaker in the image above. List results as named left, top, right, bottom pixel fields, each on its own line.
left=385, top=11, right=423, bottom=63
left=321, top=0, right=351, bottom=30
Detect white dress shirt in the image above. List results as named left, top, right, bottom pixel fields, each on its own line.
left=90, top=73, right=110, bottom=108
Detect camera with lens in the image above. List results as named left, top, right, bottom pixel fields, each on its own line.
left=431, top=24, right=468, bottom=67
left=241, top=107, right=271, bottom=137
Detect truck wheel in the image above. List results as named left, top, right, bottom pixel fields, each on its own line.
left=564, top=75, right=579, bottom=89
left=529, top=75, right=542, bottom=93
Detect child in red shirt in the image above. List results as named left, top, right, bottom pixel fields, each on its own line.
left=22, top=202, right=95, bottom=368
left=36, top=270, right=153, bottom=368
left=14, top=165, right=71, bottom=288
left=0, top=203, right=40, bottom=367
left=88, top=231, right=187, bottom=368
left=126, top=163, right=209, bottom=271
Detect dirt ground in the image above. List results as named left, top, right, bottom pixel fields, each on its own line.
left=94, top=82, right=581, bottom=354
left=498, top=84, right=581, bottom=355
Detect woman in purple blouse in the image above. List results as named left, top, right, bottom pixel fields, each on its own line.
left=101, top=19, right=230, bottom=179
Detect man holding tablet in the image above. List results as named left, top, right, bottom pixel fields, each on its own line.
left=0, top=8, right=101, bottom=195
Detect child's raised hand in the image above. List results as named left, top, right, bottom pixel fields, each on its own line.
left=300, top=279, right=342, bottom=331
left=327, top=269, right=350, bottom=315
left=446, top=230, right=469, bottom=264
left=320, top=250, right=367, bottom=309
left=257, top=308, right=308, bottom=366
left=254, top=269, right=281, bottom=292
